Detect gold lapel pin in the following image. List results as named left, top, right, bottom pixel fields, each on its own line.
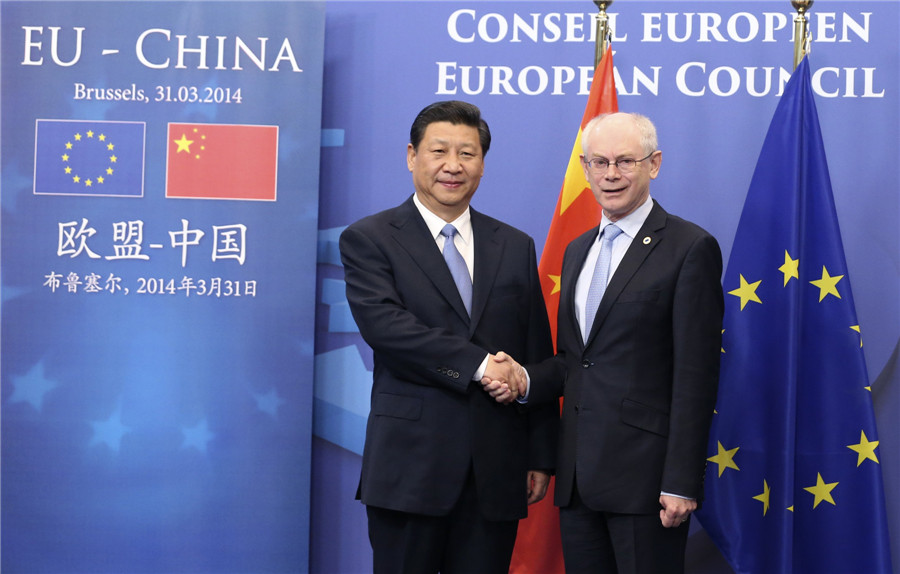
left=643, top=236, right=652, bottom=245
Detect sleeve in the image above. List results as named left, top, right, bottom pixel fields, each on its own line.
left=339, top=222, right=488, bottom=393
left=661, top=232, right=724, bottom=499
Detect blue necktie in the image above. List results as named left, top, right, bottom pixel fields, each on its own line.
left=440, top=224, right=472, bottom=316
left=584, top=224, right=622, bottom=341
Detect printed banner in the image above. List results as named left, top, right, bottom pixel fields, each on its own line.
left=166, top=122, right=279, bottom=201
left=34, top=119, right=147, bottom=197
left=1, top=2, right=325, bottom=572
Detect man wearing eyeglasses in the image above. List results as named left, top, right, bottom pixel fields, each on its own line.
left=492, top=112, right=723, bottom=573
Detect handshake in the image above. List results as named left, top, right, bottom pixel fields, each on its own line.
left=480, top=352, right=527, bottom=404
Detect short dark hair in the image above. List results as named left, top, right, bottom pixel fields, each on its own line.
left=409, top=100, right=491, bottom=156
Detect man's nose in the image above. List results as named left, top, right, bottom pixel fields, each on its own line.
left=443, top=155, right=463, bottom=171
left=603, top=163, right=621, bottom=178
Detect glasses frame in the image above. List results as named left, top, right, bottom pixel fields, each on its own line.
left=582, top=150, right=657, bottom=174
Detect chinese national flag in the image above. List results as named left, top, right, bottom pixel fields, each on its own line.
left=509, top=47, right=618, bottom=574
left=166, top=123, right=278, bottom=201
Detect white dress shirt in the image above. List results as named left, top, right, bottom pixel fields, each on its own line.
left=413, top=193, right=474, bottom=281
left=574, top=196, right=655, bottom=337
left=412, top=194, right=488, bottom=380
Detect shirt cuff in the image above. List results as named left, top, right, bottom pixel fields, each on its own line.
left=515, top=368, right=532, bottom=404
left=472, top=354, right=489, bottom=381
left=660, top=491, right=695, bottom=500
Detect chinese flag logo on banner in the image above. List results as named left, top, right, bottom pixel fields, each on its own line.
left=165, top=123, right=278, bottom=201
left=509, top=47, right=618, bottom=574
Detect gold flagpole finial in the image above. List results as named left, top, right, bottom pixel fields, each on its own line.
left=792, top=0, right=814, bottom=69
left=593, top=1, right=613, bottom=67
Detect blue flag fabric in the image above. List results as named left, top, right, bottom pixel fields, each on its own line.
left=34, top=119, right=145, bottom=197
left=696, top=56, right=893, bottom=574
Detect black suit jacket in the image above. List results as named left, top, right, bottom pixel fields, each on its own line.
left=339, top=196, right=557, bottom=521
left=529, top=201, right=723, bottom=515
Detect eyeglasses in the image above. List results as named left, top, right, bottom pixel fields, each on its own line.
left=583, top=151, right=656, bottom=174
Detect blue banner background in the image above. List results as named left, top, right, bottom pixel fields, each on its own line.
left=1, top=2, right=324, bottom=572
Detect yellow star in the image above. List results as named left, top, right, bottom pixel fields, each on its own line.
left=65, top=141, right=73, bottom=149
left=62, top=154, right=69, bottom=162
left=851, top=325, right=862, bottom=348
left=804, top=473, right=838, bottom=509
left=707, top=441, right=740, bottom=477
left=85, top=179, right=93, bottom=187
left=110, top=155, right=118, bottom=163
left=98, top=133, right=106, bottom=141
left=107, top=143, right=115, bottom=151
left=779, top=250, right=799, bottom=286
left=810, top=266, right=843, bottom=302
left=752, top=480, right=771, bottom=516
left=97, top=176, right=105, bottom=184
left=174, top=133, right=194, bottom=153
left=548, top=274, right=561, bottom=295
left=74, top=133, right=82, bottom=141
left=847, top=430, right=880, bottom=466
left=86, top=130, right=94, bottom=138
left=106, top=167, right=114, bottom=175
left=64, top=166, right=72, bottom=174
left=73, top=175, right=80, bottom=183
left=559, top=134, right=591, bottom=215
left=728, top=274, right=762, bottom=310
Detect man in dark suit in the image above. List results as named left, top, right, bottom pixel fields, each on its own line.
left=490, top=112, right=723, bottom=574
left=339, top=100, right=558, bottom=574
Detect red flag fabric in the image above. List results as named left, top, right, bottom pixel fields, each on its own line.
left=166, top=123, right=278, bottom=201
left=509, top=47, right=618, bottom=574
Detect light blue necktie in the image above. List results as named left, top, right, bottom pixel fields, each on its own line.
left=583, top=224, right=622, bottom=341
left=440, top=224, right=472, bottom=316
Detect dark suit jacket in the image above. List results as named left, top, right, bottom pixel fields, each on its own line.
left=529, top=201, right=723, bottom=515
left=339, top=196, right=557, bottom=521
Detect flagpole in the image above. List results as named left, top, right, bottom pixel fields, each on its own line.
left=792, top=0, right=813, bottom=69
left=593, top=1, right=613, bottom=67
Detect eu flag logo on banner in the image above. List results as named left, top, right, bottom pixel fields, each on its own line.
left=696, top=56, right=892, bottom=574
left=33, top=120, right=146, bottom=197
left=165, top=123, right=278, bottom=201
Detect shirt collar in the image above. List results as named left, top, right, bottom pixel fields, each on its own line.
left=598, top=196, right=654, bottom=241
left=413, top=193, right=473, bottom=245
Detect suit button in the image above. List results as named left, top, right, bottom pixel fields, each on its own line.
left=452, top=372, right=460, bottom=379
left=582, top=360, right=591, bottom=369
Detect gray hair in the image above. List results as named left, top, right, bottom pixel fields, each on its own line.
left=581, top=112, right=658, bottom=156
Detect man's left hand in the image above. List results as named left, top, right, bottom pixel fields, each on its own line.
left=659, top=494, right=697, bottom=528
left=526, top=470, right=550, bottom=505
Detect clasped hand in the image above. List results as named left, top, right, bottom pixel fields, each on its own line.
left=480, top=352, right=527, bottom=404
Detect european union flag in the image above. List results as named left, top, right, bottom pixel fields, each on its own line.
left=33, top=119, right=145, bottom=197
left=696, top=56, right=893, bottom=574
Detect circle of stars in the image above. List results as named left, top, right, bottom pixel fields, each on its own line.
left=61, top=129, right=118, bottom=188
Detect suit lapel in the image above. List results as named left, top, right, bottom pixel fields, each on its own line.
left=561, top=228, right=598, bottom=352
left=585, top=203, right=668, bottom=346
left=469, top=209, right=502, bottom=334
left=390, top=197, right=471, bottom=323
